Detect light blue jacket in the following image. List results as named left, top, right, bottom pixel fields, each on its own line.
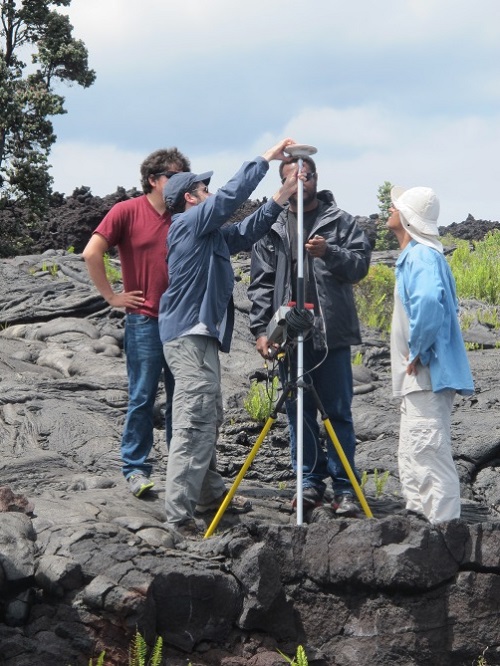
left=158, top=157, right=284, bottom=352
left=395, top=240, right=474, bottom=395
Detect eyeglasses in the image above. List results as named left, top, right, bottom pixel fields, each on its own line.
left=281, top=172, right=316, bottom=184
left=154, top=171, right=178, bottom=179
left=190, top=184, right=209, bottom=195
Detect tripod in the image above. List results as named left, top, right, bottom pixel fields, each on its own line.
left=204, top=344, right=373, bottom=538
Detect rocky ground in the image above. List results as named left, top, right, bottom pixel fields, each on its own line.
left=0, top=196, right=499, bottom=665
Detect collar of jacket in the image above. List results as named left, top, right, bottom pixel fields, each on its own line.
left=272, top=189, right=340, bottom=237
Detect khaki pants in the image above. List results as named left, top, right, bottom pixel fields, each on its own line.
left=163, top=335, right=226, bottom=526
left=399, top=389, right=459, bottom=523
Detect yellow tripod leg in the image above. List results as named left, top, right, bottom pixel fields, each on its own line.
left=323, top=418, right=373, bottom=518
left=204, top=415, right=276, bottom=538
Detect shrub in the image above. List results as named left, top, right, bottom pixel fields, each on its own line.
left=244, top=376, right=279, bottom=423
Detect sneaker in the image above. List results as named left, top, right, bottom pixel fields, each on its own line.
left=128, top=473, right=154, bottom=498
left=332, top=492, right=361, bottom=518
left=292, top=486, right=324, bottom=509
left=194, top=492, right=252, bottom=516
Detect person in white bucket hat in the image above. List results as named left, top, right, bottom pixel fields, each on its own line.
left=387, top=186, right=474, bottom=524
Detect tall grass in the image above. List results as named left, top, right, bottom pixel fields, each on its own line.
left=354, top=263, right=395, bottom=334
left=448, top=231, right=500, bottom=305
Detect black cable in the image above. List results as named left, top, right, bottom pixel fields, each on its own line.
left=284, top=306, right=314, bottom=338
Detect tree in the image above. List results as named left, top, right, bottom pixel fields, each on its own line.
left=0, top=0, right=95, bottom=219
left=375, top=180, right=399, bottom=250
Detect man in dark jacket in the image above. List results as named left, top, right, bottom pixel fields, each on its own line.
left=248, top=155, right=372, bottom=516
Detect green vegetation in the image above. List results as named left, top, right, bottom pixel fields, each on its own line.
left=103, top=252, right=122, bottom=285
left=355, top=230, right=500, bottom=337
left=235, top=266, right=250, bottom=284
left=352, top=351, right=363, bottom=366
left=448, top=231, right=500, bottom=305
left=87, top=653, right=105, bottom=666
left=375, top=180, right=399, bottom=251
left=80, top=637, right=311, bottom=666
left=277, top=645, right=308, bottom=665
left=128, top=632, right=163, bottom=666
left=360, top=468, right=390, bottom=498
left=1, top=0, right=95, bottom=251
left=473, top=647, right=490, bottom=666
left=354, top=263, right=395, bottom=334
left=74, top=631, right=173, bottom=666
left=244, top=376, right=279, bottom=423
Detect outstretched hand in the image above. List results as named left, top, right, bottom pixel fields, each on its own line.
left=262, top=138, right=296, bottom=163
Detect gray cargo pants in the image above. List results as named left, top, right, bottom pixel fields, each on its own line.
left=163, top=335, right=226, bottom=526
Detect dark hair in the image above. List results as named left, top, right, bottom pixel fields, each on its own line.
left=279, top=156, right=317, bottom=180
left=166, top=198, right=187, bottom=216
left=140, top=148, right=191, bottom=193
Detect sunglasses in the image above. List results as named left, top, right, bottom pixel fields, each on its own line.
left=281, top=172, right=316, bottom=184
left=192, top=184, right=209, bottom=194
left=154, top=171, right=179, bottom=179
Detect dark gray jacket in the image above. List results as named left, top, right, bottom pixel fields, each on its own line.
left=248, top=190, right=371, bottom=349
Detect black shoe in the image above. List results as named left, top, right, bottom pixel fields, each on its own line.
left=333, top=492, right=361, bottom=518
left=292, top=486, right=324, bottom=510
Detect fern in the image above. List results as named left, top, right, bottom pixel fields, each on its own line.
left=276, top=644, right=309, bottom=665
left=149, top=636, right=163, bottom=666
left=129, top=630, right=148, bottom=666
left=86, top=652, right=105, bottom=666
left=295, top=645, right=308, bottom=666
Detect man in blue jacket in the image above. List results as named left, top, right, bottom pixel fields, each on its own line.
left=388, top=186, right=474, bottom=523
left=159, top=138, right=300, bottom=537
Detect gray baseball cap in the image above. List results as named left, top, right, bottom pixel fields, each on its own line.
left=163, top=171, right=213, bottom=208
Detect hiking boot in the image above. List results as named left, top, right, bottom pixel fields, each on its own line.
left=332, top=492, right=361, bottom=518
left=174, top=518, right=204, bottom=540
left=127, top=473, right=154, bottom=498
left=292, top=486, right=324, bottom=510
left=195, top=492, right=252, bottom=516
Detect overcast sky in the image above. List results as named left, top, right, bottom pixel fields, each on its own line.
left=48, top=0, right=500, bottom=226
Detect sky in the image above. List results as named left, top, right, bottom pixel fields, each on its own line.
left=48, top=0, right=500, bottom=226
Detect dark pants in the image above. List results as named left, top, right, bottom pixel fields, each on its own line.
left=279, top=344, right=357, bottom=496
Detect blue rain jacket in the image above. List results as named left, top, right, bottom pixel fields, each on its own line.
left=158, top=157, right=284, bottom=352
left=395, top=240, right=474, bottom=395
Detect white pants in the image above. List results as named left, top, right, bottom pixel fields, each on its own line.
left=399, top=389, right=460, bottom=524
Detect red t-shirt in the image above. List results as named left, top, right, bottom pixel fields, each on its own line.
left=94, top=195, right=170, bottom=318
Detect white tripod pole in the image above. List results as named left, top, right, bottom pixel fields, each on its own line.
left=284, top=144, right=317, bottom=526
left=296, top=156, right=305, bottom=525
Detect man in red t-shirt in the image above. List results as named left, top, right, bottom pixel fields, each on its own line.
left=83, top=147, right=190, bottom=497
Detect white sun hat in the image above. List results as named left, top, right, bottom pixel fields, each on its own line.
left=391, top=186, right=443, bottom=252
